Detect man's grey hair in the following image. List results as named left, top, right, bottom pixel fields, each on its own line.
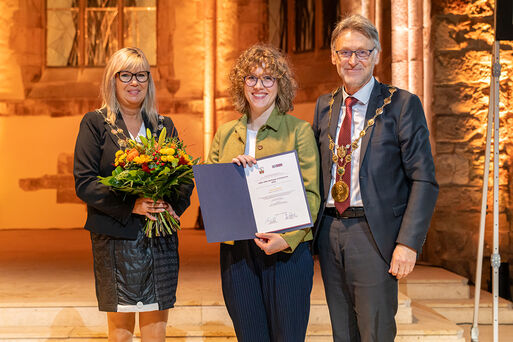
left=330, top=14, right=381, bottom=52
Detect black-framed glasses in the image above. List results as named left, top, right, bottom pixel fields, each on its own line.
left=335, top=48, right=375, bottom=60
left=244, top=75, right=276, bottom=88
left=116, top=71, right=150, bottom=83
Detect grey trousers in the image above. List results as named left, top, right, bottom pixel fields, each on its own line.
left=317, top=214, right=398, bottom=342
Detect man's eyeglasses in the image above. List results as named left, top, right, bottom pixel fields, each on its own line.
left=335, top=48, right=375, bottom=60
left=244, top=75, right=276, bottom=88
left=116, top=71, right=150, bottom=83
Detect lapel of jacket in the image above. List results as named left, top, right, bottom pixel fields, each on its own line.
left=322, top=90, right=343, bottom=195
left=233, top=114, right=248, bottom=148
left=142, top=111, right=156, bottom=137
left=359, top=81, right=384, bottom=164
left=99, top=109, right=128, bottom=149
left=329, top=89, right=343, bottom=142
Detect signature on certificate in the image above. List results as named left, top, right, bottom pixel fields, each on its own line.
left=266, top=212, right=298, bottom=225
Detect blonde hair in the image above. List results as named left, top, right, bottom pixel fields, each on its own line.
left=229, top=44, right=297, bottom=115
left=99, top=47, right=158, bottom=127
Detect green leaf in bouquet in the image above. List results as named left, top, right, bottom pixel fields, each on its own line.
left=140, top=135, right=148, bottom=147
left=97, top=176, right=112, bottom=186
left=146, top=128, right=152, bottom=140
left=158, top=167, right=171, bottom=176
left=128, top=170, right=139, bottom=177
left=158, top=127, right=167, bottom=147
left=112, top=166, right=124, bottom=176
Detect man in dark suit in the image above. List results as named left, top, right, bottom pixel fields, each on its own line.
left=312, top=15, right=438, bottom=342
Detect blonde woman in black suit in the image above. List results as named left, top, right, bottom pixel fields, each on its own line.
left=73, top=47, right=193, bottom=342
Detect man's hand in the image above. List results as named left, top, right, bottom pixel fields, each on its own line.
left=389, top=244, right=417, bottom=279
left=254, top=233, right=290, bottom=255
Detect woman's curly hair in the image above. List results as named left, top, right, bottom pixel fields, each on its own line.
left=229, top=44, right=297, bottom=115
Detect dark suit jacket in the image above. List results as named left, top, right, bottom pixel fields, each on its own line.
left=312, top=80, right=438, bottom=263
left=73, top=109, right=193, bottom=239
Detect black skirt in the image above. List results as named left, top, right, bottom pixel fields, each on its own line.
left=90, top=229, right=179, bottom=312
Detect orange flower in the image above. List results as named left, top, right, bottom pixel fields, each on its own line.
left=126, top=148, right=140, bottom=162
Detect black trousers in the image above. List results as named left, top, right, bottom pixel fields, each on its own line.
left=220, top=240, right=313, bottom=342
left=317, top=215, right=398, bottom=342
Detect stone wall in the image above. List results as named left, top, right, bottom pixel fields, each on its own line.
left=427, top=0, right=513, bottom=290
left=0, top=0, right=264, bottom=229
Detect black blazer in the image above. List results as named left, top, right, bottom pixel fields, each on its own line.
left=312, top=81, right=439, bottom=263
left=73, top=109, right=193, bottom=239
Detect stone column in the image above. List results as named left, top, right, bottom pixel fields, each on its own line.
left=391, top=0, right=408, bottom=90
left=408, top=0, right=423, bottom=99
left=423, top=0, right=434, bottom=152
left=340, top=0, right=361, bottom=15
left=203, top=0, right=216, bottom=159
left=362, top=0, right=376, bottom=23
left=0, top=0, right=24, bottom=101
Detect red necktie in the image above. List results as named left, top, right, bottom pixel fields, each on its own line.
left=335, top=96, right=358, bottom=214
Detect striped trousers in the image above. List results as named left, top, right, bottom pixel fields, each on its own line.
left=220, top=240, right=313, bottom=342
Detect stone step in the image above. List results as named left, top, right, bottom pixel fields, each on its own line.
left=418, top=286, right=513, bottom=324
left=0, top=284, right=413, bottom=328
left=395, top=302, right=465, bottom=341
left=399, top=265, right=470, bottom=300
left=0, top=296, right=412, bottom=329
left=0, top=304, right=461, bottom=342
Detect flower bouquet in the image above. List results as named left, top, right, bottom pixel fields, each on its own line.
left=98, top=127, right=198, bottom=238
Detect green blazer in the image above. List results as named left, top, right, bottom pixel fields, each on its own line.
left=207, top=107, right=320, bottom=252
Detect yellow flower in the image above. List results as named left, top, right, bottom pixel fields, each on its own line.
left=161, top=155, right=168, bottom=162
left=160, top=148, right=176, bottom=155
left=115, top=150, right=124, bottom=157
left=167, top=156, right=178, bottom=164
left=114, top=152, right=127, bottom=166
left=133, top=154, right=151, bottom=164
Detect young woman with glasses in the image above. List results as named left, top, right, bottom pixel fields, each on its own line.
left=207, top=44, right=320, bottom=342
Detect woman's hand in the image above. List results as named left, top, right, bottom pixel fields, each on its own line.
left=133, top=198, right=167, bottom=220
left=254, top=233, right=290, bottom=255
left=232, top=154, right=257, bottom=168
left=163, top=202, right=180, bottom=221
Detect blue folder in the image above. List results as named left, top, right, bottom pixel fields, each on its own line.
left=193, top=151, right=312, bottom=243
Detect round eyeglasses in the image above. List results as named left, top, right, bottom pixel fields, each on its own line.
left=335, top=48, right=375, bottom=60
left=244, top=75, right=276, bottom=88
left=116, top=71, right=150, bottom=83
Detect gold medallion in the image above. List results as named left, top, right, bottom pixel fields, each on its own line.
left=337, top=146, right=346, bottom=158
left=329, top=139, right=335, bottom=150
left=331, top=181, right=349, bottom=202
left=332, top=154, right=338, bottom=163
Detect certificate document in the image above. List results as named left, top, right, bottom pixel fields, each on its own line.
left=244, top=151, right=312, bottom=234
left=193, top=150, right=313, bottom=243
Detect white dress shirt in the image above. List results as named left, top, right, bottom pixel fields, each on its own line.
left=129, top=121, right=147, bottom=143
left=244, top=128, right=258, bottom=157
left=326, top=77, right=375, bottom=207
